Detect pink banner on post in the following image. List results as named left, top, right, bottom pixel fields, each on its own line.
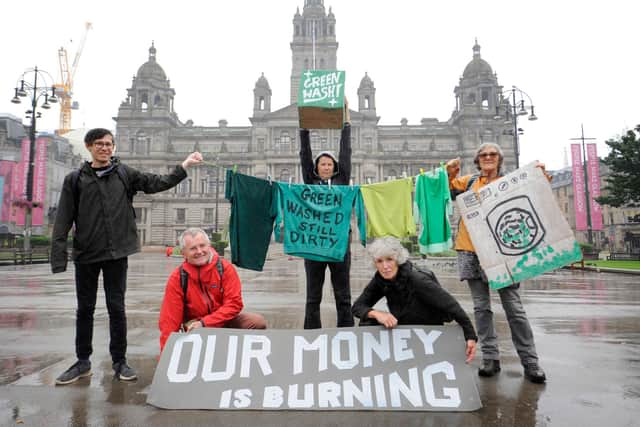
left=31, top=137, right=48, bottom=226
left=14, top=137, right=48, bottom=227
left=0, top=161, right=16, bottom=222
left=571, top=144, right=587, bottom=231
left=586, top=143, right=602, bottom=231
left=12, top=138, right=30, bottom=225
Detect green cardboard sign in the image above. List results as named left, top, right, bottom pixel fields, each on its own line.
left=298, top=70, right=345, bottom=108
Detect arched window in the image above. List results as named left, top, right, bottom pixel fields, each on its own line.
left=140, top=92, right=149, bottom=111
left=279, top=168, right=291, bottom=182
left=259, top=96, right=265, bottom=110
left=364, top=96, right=370, bottom=109
left=154, top=95, right=163, bottom=107
left=311, top=131, right=321, bottom=151
left=277, top=131, right=291, bottom=152
left=481, top=89, right=490, bottom=109
left=465, top=92, right=476, bottom=105
left=135, top=131, right=147, bottom=154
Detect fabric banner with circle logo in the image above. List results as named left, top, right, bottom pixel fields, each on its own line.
left=456, top=162, right=581, bottom=289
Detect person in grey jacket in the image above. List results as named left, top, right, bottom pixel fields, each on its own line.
left=352, top=237, right=477, bottom=363
left=51, top=128, right=202, bottom=385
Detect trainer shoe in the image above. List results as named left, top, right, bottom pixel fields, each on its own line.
left=113, top=360, right=137, bottom=381
left=524, top=363, right=547, bottom=384
left=55, top=360, right=92, bottom=385
left=478, top=359, right=501, bottom=377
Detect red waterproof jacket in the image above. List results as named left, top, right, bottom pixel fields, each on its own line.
left=158, top=248, right=243, bottom=351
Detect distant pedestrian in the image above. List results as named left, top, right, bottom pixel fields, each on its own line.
left=51, top=128, right=202, bottom=385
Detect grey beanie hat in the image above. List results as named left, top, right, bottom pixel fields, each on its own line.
left=313, top=151, right=338, bottom=172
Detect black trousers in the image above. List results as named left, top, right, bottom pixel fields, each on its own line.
left=74, top=257, right=128, bottom=363
left=303, top=250, right=354, bottom=329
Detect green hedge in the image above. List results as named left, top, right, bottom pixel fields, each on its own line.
left=15, top=236, right=51, bottom=247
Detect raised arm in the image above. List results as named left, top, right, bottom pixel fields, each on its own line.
left=299, top=128, right=315, bottom=184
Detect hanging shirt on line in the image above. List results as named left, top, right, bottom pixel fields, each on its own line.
left=274, top=183, right=366, bottom=262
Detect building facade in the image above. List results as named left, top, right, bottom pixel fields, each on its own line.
left=115, top=0, right=520, bottom=246
left=551, top=165, right=640, bottom=253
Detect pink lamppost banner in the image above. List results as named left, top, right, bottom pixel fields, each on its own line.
left=586, top=143, right=602, bottom=231
left=571, top=144, right=587, bottom=231
left=9, top=160, right=22, bottom=224
left=31, top=137, right=48, bottom=226
left=12, top=138, right=30, bottom=225
left=0, top=161, right=16, bottom=222
left=15, top=137, right=47, bottom=227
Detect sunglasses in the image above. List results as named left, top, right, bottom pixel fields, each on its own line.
left=478, top=152, right=499, bottom=159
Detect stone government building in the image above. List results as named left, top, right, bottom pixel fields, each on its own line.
left=115, top=0, right=519, bottom=246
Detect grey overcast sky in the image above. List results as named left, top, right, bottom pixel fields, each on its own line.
left=2, top=0, right=638, bottom=170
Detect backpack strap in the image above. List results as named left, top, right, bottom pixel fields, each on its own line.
left=465, top=174, right=479, bottom=192
left=71, top=168, right=82, bottom=219
left=450, top=174, right=479, bottom=201
left=115, top=165, right=136, bottom=203
left=180, top=266, right=189, bottom=324
left=215, top=256, right=224, bottom=293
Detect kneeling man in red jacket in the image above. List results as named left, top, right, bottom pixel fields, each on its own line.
left=159, top=227, right=266, bottom=351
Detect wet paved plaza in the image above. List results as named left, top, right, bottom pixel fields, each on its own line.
left=0, top=244, right=638, bottom=426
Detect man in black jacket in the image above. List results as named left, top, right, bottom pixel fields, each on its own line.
left=51, top=128, right=202, bottom=385
left=298, top=102, right=353, bottom=329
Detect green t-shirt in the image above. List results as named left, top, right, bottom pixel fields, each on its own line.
left=225, top=170, right=278, bottom=271
left=274, top=183, right=366, bottom=261
left=414, top=167, right=452, bottom=253
left=360, top=177, right=417, bottom=238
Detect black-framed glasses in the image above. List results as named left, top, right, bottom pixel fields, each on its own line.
left=93, top=142, right=114, bottom=149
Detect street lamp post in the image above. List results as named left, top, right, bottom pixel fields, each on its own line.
left=10, top=67, right=58, bottom=253
left=214, top=155, right=220, bottom=233
left=494, top=85, right=538, bottom=170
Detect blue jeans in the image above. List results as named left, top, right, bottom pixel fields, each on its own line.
left=303, top=250, right=354, bottom=329
left=74, top=257, right=128, bottom=363
left=467, top=278, right=538, bottom=366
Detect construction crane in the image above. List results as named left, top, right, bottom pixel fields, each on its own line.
left=54, top=22, right=92, bottom=135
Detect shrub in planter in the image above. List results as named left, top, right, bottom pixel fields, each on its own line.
left=213, top=241, right=228, bottom=255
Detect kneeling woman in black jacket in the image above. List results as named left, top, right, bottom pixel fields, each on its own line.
left=352, top=237, right=478, bottom=363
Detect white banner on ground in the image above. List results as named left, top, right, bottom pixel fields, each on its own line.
left=456, top=162, right=581, bottom=289
left=147, top=325, right=481, bottom=411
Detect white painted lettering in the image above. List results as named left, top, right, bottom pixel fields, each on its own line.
left=167, top=334, right=202, bottom=383
left=362, top=330, right=391, bottom=367
left=293, top=335, right=328, bottom=374
left=412, top=328, right=442, bottom=355
left=201, top=335, right=237, bottom=381
left=389, top=368, right=422, bottom=408
left=423, top=361, right=461, bottom=408
left=392, top=328, right=414, bottom=362
left=331, top=331, right=358, bottom=370
left=262, top=385, right=284, bottom=408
